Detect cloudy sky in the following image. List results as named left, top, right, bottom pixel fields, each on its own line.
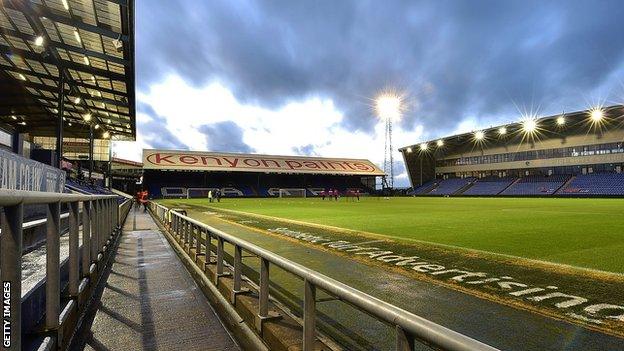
left=113, top=0, right=624, bottom=187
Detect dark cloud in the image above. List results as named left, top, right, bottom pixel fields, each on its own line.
left=137, top=102, right=189, bottom=150
left=137, top=0, right=624, bottom=139
left=198, top=121, right=255, bottom=153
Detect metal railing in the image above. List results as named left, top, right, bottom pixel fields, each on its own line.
left=150, top=202, right=500, bottom=351
left=0, top=189, right=132, bottom=351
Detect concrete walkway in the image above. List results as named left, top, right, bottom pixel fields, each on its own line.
left=76, top=206, right=240, bottom=351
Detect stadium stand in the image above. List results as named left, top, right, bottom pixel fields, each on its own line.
left=426, top=177, right=475, bottom=195
left=462, top=177, right=517, bottom=196
left=558, top=173, right=624, bottom=196
left=410, top=180, right=438, bottom=195
left=500, top=175, right=569, bottom=196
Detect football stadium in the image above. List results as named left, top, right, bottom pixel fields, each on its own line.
left=1, top=1, right=624, bottom=351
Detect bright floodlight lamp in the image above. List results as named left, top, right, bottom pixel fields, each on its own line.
left=11, top=115, right=17, bottom=120
left=74, top=97, right=81, bottom=104
left=557, top=116, right=566, bottom=126
left=523, top=119, right=538, bottom=133
left=19, top=74, right=26, bottom=81
left=83, top=113, right=92, bottom=121
left=498, top=126, right=507, bottom=135
left=94, top=124, right=100, bottom=130
left=474, top=130, right=485, bottom=140
left=34, top=36, right=44, bottom=46
left=375, top=94, right=402, bottom=121
left=103, top=131, right=110, bottom=139
left=436, top=139, right=444, bottom=147
left=419, top=143, right=428, bottom=151
left=590, top=108, right=604, bottom=122
left=406, top=147, right=412, bottom=153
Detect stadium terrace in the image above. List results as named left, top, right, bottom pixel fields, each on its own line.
left=143, top=149, right=384, bottom=175
left=142, top=149, right=384, bottom=198
left=401, top=105, right=624, bottom=197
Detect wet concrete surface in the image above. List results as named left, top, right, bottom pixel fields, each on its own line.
left=76, top=208, right=240, bottom=351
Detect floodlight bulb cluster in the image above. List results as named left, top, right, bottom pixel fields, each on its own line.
left=590, top=108, right=604, bottom=122
left=523, top=119, right=538, bottom=133
left=34, top=36, right=44, bottom=46
left=419, top=143, right=428, bottom=151
left=498, top=127, right=507, bottom=135
left=557, top=116, right=566, bottom=125
left=375, top=94, right=402, bottom=121
left=436, top=139, right=444, bottom=147
left=474, top=131, right=485, bottom=140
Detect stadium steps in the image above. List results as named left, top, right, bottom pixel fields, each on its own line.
left=552, top=175, right=573, bottom=194
left=497, top=177, right=520, bottom=195
left=423, top=182, right=440, bottom=195
left=556, top=175, right=577, bottom=194
left=453, top=181, right=476, bottom=195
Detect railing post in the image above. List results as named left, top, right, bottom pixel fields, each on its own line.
left=303, top=279, right=316, bottom=351
left=46, top=201, right=61, bottom=331
left=68, top=201, right=80, bottom=297
left=82, top=200, right=92, bottom=277
left=396, top=325, right=415, bottom=351
left=0, top=203, right=24, bottom=351
left=190, top=224, right=196, bottom=252
left=185, top=221, right=190, bottom=246
left=205, top=229, right=212, bottom=268
left=259, top=257, right=269, bottom=319
left=196, top=227, right=203, bottom=259
left=216, top=237, right=224, bottom=283
left=231, top=244, right=243, bottom=303
left=89, top=200, right=98, bottom=264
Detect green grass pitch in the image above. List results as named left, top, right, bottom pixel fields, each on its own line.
left=164, top=196, right=624, bottom=273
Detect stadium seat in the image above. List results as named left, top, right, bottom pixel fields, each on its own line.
left=462, top=177, right=516, bottom=196
left=500, top=175, right=569, bottom=196
left=426, top=178, right=475, bottom=195
left=558, top=173, right=624, bottom=196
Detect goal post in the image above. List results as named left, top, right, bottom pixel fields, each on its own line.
left=278, top=188, right=307, bottom=198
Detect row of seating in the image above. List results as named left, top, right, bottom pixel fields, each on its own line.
left=416, top=173, right=623, bottom=196
left=559, top=173, right=624, bottom=196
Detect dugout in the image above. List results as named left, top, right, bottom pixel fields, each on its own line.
left=142, top=149, right=384, bottom=198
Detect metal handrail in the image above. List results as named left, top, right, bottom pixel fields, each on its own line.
left=150, top=202, right=500, bottom=351
left=0, top=189, right=132, bottom=351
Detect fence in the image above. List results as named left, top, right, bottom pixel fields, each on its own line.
left=0, top=189, right=132, bottom=350
left=150, top=202, right=500, bottom=351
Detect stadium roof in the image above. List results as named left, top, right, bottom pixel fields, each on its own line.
left=143, top=149, right=386, bottom=177
left=0, top=0, right=135, bottom=140
left=400, top=104, right=624, bottom=154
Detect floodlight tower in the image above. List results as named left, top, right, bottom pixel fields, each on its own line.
left=375, top=94, right=402, bottom=189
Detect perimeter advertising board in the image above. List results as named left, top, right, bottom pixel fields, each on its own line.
left=142, top=149, right=385, bottom=176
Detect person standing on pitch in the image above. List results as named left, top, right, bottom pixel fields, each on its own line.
left=208, top=190, right=213, bottom=203
left=334, top=189, right=339, bottom=201
left=216, top=189, right=221, bottom=202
